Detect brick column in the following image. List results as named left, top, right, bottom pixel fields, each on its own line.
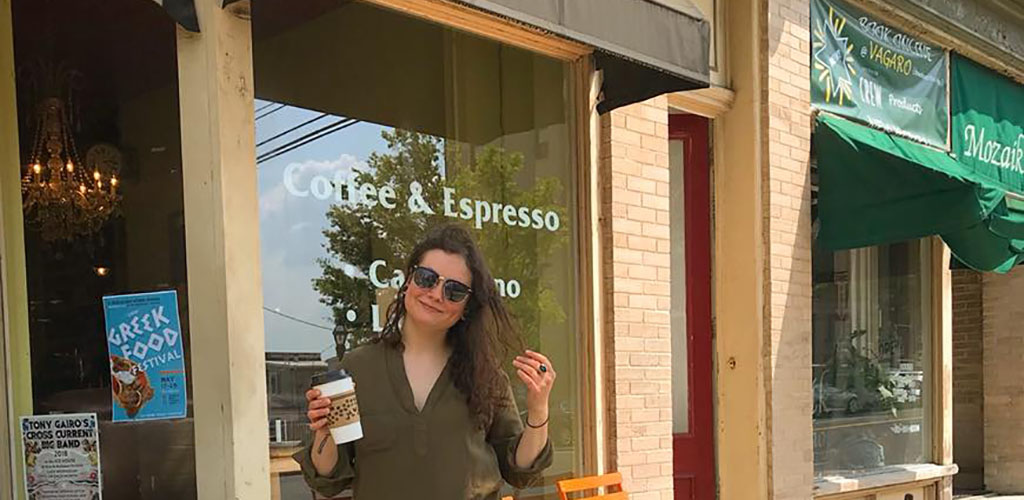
left=953, top=270, right=984, bottom=491
left=601, top=95, right=673, bottom=499
left=766, top=0, right=815, bottom=498
left=983, top=267, right=1024, bottom=492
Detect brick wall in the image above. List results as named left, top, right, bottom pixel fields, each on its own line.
left=983, top=266, right=1024, bottom=493
left=766, top=0, right=815, bottom=498
left=952, top=269, right=984, bottom=491
left=601, top=95, right=674, bottom=499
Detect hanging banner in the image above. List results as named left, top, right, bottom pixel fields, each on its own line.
left=21, top=413, right=102, bottom=500
left=103, top=290, right=188, bottom=422
left=811, top=0, right=948, bottom=147
left=951, top=54, right=1024, bottom=196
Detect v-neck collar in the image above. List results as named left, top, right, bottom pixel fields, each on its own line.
left=385, top=344, right=452, bottom=415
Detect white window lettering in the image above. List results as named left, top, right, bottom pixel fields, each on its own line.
left=378, top=185, right=397, bottom=209
left=283, top=163, right=309, bottom=197
left=310, top=176, right=332, bottom=200
left=360, top=182, right=378, bottom=207
left=502, top=205, right=518, bottom=226
left=443, top=187, right=458, bottom=217
left=544, top=212, right=560, bottom=231
left=505, top=280, right=521, bottom=298
left=369, top=259, right=390, bottom=289
left=474, top=200, right=492, bottom=229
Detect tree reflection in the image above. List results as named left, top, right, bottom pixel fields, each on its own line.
left=313, top=129, right=568, bottom=351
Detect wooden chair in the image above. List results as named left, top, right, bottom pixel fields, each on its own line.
left=556, top=472, right=627, bottom=500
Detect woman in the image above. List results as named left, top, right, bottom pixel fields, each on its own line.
left=296, top=224, right=556, bottom=499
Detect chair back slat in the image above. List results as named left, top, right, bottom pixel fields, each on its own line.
left=576, top=492, right=628, bottom=500
left=556, top=472, right=626, bottom=500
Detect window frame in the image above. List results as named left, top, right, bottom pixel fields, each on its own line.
left=182, top=0, right=600, bottom=496
left=248, top=22, right=601, bottom=488
left=0, top=2, right=17, bottom=492
left=0, top=3, right=601, bottom=495
left=810, top=236, right=954, bottom=495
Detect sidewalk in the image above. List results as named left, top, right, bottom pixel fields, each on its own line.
left=955, top=495, right=1024, bottom=499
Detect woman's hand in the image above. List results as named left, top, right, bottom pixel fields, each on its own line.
left=305, top=388, right=332, bottom=431
left=512, top=350, right=556, bottom=426
left=305, top=388, right=341, bottom=477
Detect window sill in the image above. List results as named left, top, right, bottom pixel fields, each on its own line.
left=813, top=463, right=959, bottom=497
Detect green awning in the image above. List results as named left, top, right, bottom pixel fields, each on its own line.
left=815, top=113, right=1024, bottom=273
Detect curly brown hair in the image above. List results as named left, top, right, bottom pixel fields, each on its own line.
left=376, top=223, right=523, bottom=429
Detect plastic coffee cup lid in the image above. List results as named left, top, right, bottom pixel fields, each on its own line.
left=311, top=369, right=351, bottom=387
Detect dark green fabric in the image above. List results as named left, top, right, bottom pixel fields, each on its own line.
left=293, top=342, right=553, bottom=499
left=944, top=197, right=1024, bottom=273
left=815, top=113, right=1024, bottom=273
left=952, top=54, right=1024, bottom=195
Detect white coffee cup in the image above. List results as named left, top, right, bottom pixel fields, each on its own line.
left=311, top=370, right=363, bottom=444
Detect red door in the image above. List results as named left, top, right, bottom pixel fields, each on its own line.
left=669, top=114, right=715, bottom=500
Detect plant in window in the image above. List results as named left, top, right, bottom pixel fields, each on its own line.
left=813, top=329, right=896, bottom=418
left=878, top=326, right=904, bottom=366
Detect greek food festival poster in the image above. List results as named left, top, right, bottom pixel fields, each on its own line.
left=103, top=290, right=187, bottom=422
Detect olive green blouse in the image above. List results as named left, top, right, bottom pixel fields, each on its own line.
left=294, top=342, right=553, bottom=499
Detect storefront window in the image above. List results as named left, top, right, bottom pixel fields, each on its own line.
left=252, top=1, right=581, bottom=497
left=812, top=238, right=933, bottom=475
left=9, top=0, right=196, bottom=498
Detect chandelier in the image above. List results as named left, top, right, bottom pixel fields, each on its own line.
left=21, top=94, right=119, bottom=242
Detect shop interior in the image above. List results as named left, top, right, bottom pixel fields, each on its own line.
left=11, top=0, right=195, bottom=497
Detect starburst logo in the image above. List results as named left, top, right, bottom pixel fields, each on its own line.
left=813, top=6, right=857, bottom=105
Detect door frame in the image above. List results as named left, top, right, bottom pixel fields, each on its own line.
left=670, top=113, right=715, bottom=500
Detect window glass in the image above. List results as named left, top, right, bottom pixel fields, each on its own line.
left=10, top=0, right=196, bottom=497
left=812, top=238, right=933, bottom=475
left=669, top=139, right=689, bottom=434
left=252, top=2, right=581, bottom=496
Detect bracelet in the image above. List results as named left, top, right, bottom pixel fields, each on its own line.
left=525, top=414, right=549, bottom=428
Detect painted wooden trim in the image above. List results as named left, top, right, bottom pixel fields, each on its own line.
left=932, top=238, right=954, bottom=468
left=813, top=464, right=957, bottom=499
left=361, top=0, right=591, bottom=61
left=712, top=0, right=769, bottom=497
left=0, top=1, right=14, bottom=496
left=0, top=264, right=10, bottom=500
left=817, top=479, right=942, bottom=500
left=571, top=56, right=600, bottom=477
left=586, top=66, right=606, bottom=477
left=175, top=1, right=271, bottom=498
left=0, top=0, right=31, bottom=497
left=936, top=475, right=952, bottom=500
left=668, top=87, right=736, bottom=118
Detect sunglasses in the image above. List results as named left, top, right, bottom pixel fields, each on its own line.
left=410, top=266, right=473, bottom=303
